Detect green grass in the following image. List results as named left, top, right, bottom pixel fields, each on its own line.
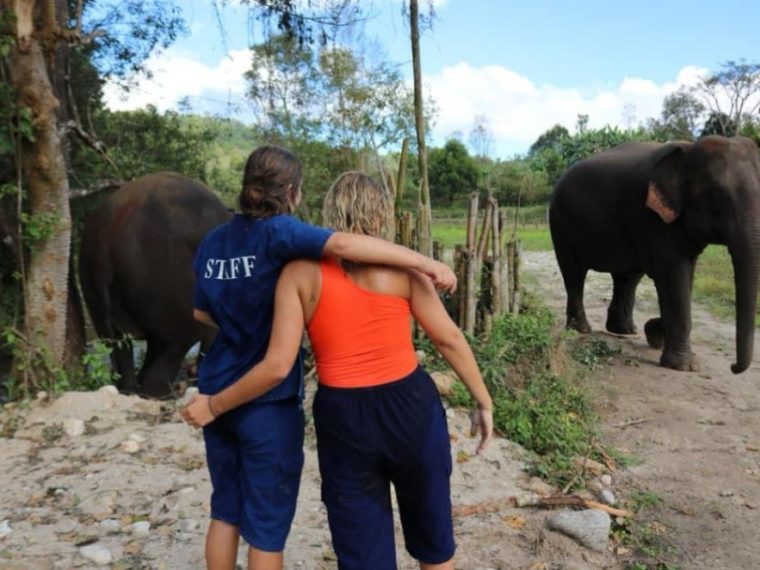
left=419, top=298, right=601, bottom=487
left=693, top=245, right=760, bottom=327
left=430, top=220, right=552, bottom=252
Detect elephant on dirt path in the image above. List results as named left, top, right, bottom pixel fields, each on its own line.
left=79, top=172, right=232, bottom=398
left=549, top=136, right=760, bottom=374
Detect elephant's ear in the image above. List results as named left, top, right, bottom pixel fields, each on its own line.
left=647, top=146, right=686, bottom=224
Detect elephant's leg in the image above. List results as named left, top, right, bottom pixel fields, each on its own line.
left=644, top=317, right=665, bottom=349
left=111, top=332, right=137, bottom=394
left=606, top=272, right=643, bottom=335
left=554, top=249, right=591, bottom=333
left=652, top=260, right=699, bottom=371
left=137, top=339, right=192, bottom=399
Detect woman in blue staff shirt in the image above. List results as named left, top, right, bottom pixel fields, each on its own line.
left=186, top=145, right=456, bottom=570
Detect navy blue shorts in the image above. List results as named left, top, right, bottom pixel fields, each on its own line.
left=313, top=367, right=455, bottom=569
left=203, top=397, right=304, bottom=552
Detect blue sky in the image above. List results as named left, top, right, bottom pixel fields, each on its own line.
left=105, top=0, right=760, bottom=157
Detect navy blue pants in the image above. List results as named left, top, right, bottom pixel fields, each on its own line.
left=203, top=397, right=304, bottom=551
left=313, top=367, right=455, bottom=569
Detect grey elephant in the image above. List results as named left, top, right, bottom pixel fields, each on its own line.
left=549, top=135, right=760, bottom=373
left=79, top=172, right=232, bottom=398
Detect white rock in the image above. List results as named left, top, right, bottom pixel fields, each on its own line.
left=179, top=519, right=199, bottom=532
left=36, top=390, right=48, bottom=400
left=415, top=350, right=427, bottom=364
left=63, top=418, right=86, bottom=437
left=98, top=519, right=121, bottom=532
left=184, top=387, right=199, bottom=398
left=130, top=521, right=151, bottom=536
left=547, top=509, right=611, bottom=552
left=79, top=543, right=112, bottom=565
left=0, top=519, right=11, bottom=539
left=98, top=385, right=119, bottom=395
left=120, top=440, right=140, bottom=454
left=128, top=433, right=146, bottom=443
left=430, top=371, right=457, bottom=396
left=598, top=489, right=616, bottom=506
left=179, top=486, right=195, bottom=494
left=600, top=474, right=612, bottom=486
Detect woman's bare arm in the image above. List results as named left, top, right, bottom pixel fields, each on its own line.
left=193, top=309, right=218, bottom=328
left=181, top=263, right=307, bottom=427
left=409, top=271, right=493, bottom=453
left=324, top=232, right=457, bottom=294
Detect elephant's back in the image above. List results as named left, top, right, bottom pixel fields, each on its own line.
left=79, top=173, right=232, bottom=337
left=82, top=173, right=231, bottom=257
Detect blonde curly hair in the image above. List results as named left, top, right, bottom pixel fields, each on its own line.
left=322, top=171, right=393, bottom=239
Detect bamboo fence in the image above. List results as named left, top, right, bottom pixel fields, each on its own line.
left=395, top=191, right=522, bottom=337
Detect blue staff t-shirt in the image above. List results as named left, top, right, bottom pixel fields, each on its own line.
left=193, top=213, right=333, bottom=402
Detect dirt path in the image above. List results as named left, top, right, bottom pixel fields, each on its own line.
left=524, top=251, right=760, bottom=570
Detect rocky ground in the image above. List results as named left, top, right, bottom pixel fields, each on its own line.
left=1, top=249, right=757, bottom=569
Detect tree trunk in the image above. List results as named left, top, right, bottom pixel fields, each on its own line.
left=409, top=0, right=432, bottom=256
left=9, top=1, right=72, bottom=369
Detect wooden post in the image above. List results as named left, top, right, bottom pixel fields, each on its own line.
left=507, top=240, right=515, bottom=312
left=498, top=210, right=509, bottom=314
left=511, top=239, right=522, bottom=314
left=490, top=201, right=502, bottom=316
left=464, top=193, right=480, bottom=335
left=480, top=257, right=494, bottom=337
left=454, top=244, right=464, bottom=327
left=433, top=240, right=443, bottom=262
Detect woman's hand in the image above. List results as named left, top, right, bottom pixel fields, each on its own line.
left=418, top=258, right=457, bottom=294
left=470, top=406, right=494, bottom=454
left=181, top=395, right=217, bottom=428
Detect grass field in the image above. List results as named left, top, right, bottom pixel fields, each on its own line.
left=431, top=223, right=553, bottom=252
left=431, top=217, right=759, bottom=327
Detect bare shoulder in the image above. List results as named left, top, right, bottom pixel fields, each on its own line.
left=281, top=259, right=320, bottom=285
left=354, top=264, right=411, bottom=298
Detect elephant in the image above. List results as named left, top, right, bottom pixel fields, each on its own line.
left=549, top=135, right=760, bottom=374
left=79, top=172, right=232, bottom=398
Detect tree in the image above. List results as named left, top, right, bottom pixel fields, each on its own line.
left=692, top=60, right=760, bottom=136
left=469, top=113, right=494, bottom=159
left=409, top=0, right=432, bottom=256
left=428, top=139, right=479, bottom=207
left=0, top=0, right=185, bottom=382
left=246, top=33, right=319, bottom=140
left=646, top=89, right=705, bottom=141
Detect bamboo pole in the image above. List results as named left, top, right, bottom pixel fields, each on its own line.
left=464, top=193, right=480, bottom=335
left=512, top=239, right=522, bottom=314
left=454, top=244, right=464, bottom=327
left=490, top=200, right=502, bottom=316
left=433, top=240, right=443, bottom=262
left=498, top=210, right=509, bottom=314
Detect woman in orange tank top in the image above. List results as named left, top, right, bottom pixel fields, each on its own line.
left=185, top=172, right=493, bottom=570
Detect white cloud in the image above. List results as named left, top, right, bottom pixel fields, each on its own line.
left=103, top=48, right=251, bottom=114
left=103, top=45, right=712, bottom=158
left=425, top=62, right=709, bottom=156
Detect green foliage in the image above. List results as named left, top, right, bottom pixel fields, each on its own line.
left=613, top=490, right=678, bottom=570
left=19, top=212, right=61, bottom=247
left=419, top=300, right=600, bottom=487
left=694, top=245, right=760, bottom=327
left=1, top=326, right=119, bottom=397
left=71, top=106, right=215, bottom=186
left=570, top=335, right=621, bottom=370
left=487, top=159, right=552, bottom=205
left=428, top=139, right=480, bottom=206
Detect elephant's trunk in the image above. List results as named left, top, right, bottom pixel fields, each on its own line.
left=730, top=223, right=760, bottom=374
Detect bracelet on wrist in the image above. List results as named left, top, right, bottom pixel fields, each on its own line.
left=207, top=396, right=219, bottom=419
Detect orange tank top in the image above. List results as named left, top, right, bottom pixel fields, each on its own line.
left=307, top=258, right=418, bottom=388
